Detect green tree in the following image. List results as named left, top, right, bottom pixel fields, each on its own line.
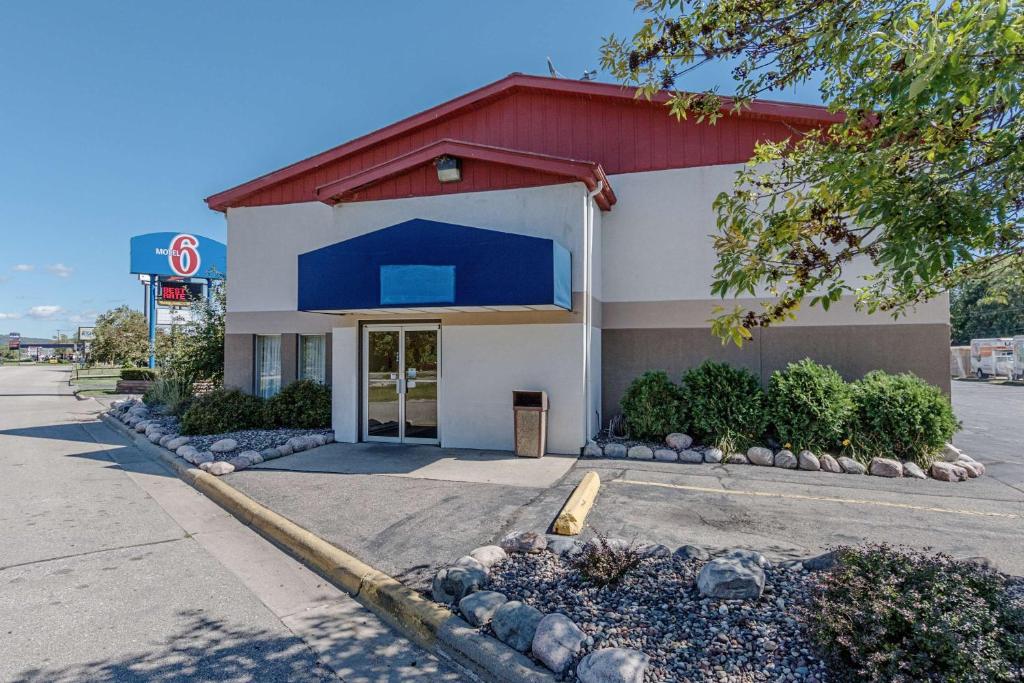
left=950, top=272, right=1024, bottom=343
left=602, top=0, right=1024, bottom=345
left=91, top=306, right=149, bottom=366
left=157, top=283, right=225, bottom=384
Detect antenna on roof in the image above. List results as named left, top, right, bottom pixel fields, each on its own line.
left=580, top=69, right=598, bottom=81
left=546, top=57, right=565, bottom=79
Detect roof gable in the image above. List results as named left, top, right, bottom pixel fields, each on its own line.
left=207, top=74, right=838, bottom=212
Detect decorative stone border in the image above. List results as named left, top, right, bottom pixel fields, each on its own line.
left=585, top=432, right=985, bottom=483
left=432, top=530, right=839, bottom=682
left=107, top=398, right=334, bottom=476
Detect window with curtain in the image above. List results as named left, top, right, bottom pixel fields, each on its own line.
left=255, top=335, right=282, bottom=398
left=298, top=334, right=326, bottom=384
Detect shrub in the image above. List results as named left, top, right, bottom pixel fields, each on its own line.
left=848, top=370, right=959, bottom=467
left=143, top=376, right=195, bottom=417
left=569, top=533, right=643, bottom=588
left=121, top=368, right=157, bottom=381
left=767, top=359, right=854, bottom=452
left=681, top=361, right=768, bottom=451
left=180, top=388, right=269, bottom=435
left=619, top=371, right=686, bottom=440
left=813, top=544, right=1024, bottom=682
left=266, top=379, right=332, bottom=429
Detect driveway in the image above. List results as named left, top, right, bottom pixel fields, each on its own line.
left=0, top=364, right=463, bottom=681
left=225, top=379, right=1024, bottom=585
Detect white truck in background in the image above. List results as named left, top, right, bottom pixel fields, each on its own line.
left=1012, top=336, right=1024, bottom=381
left=970, top=338, right=1014, bottom=378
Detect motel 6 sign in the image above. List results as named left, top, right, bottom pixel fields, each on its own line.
left=129, top=232, right=227, bottom=279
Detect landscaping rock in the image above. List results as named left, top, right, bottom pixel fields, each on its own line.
left=308, top=433, right=328, bottom=447
left=206, top=461, right=235, bottom=476
left=697, top=556, right=766, bottom=600
left=931, top=461, right=966, bottom=482
left=491, top=600, right=543, bottom=652
left=803, top=551, right=838, bottom=571
left=774, top=449, right=798, bottom=469
left=576, top=647, right=650, bottom=683
left=193, top=451, right=214, bottom=466
left=453, top=555, right=488, bottom=576
left=665, top=433, right=693, bottom=450
left=176, top=445, right=199, bottom=460
left=603, top=443, right=627, bottom=459
left=458, top=590, right=507, bottom=627
left=238, top=449, right=262, bottom=464
left=725, top=452, right=749, bottom=464
left=747, top=446, right=774, bottom=466
left=260, top=447, right=281, bottom=461
left=939, top=443, right=964, bottom=462
left=722, top=548, right=770, bottom=568
left=583, top=441, right=604, bottom=458
left=147, top=432, right=164, bottom=444
left=532, top=613, right=586, bottom=674
left=432, top=565, right=486, bottom=605
left=869, top=457, right=903, bottom=477
left=653, top=448, right=678, bottom=462
left=210, top=438, right=238, bottom=453
left=227, top=455, right=252, bottom=470
left=277, top=442, right=294, bottom=456
left=286, top=436, right=309, bottom=452
left=638, top=543, right=671, bottom=558
left=902, top=461, right=927, bottom=479
left=627, top=445, right=653, bottom=460
left=134, top=421, right=150, bottom=433
left=679, top=449, right=703, bottom=464
left=704, top=447, right=724, bottom=464
left=956, top=459, right=982, bottom=478
left=838, top=456, right=866, bottom=474
left=674, top=545, right=710, bottom=562
left=469, top=545, right=507, bottom=568
left=166, top=435, right=190, bottom=450
left=545, top=537, right=582, bottom=558
left=819, top=453, right=843, bottom=473
left=797, top=450, right=820, bottom=471
left=158, top=434, right=174, bottom=447
left=500, top=530, right=547, bottom=554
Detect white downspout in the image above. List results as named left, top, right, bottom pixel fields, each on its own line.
left=583, top=181, right=603, bottom=445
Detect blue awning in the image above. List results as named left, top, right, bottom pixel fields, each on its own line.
left=297, top=219, right=572, bottom=313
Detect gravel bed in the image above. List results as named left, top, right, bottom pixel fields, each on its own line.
left=187, top=427, right=334, bottom=459
left=487, top=552, right=830, bottom=683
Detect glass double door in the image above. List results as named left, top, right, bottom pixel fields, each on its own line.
left=363, top=324, right=440, bottom=444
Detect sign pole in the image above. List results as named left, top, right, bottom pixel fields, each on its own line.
left=148, top=275, right=157, bottom=369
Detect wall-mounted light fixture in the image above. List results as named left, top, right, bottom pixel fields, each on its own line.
left=434, top=155, right=462, bottom=183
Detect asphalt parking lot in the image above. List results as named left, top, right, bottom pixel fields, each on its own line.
left=226, top=379, right=1024, bottom=586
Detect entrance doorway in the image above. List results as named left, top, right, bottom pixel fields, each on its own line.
left=362, top=324, right=440, bottom=444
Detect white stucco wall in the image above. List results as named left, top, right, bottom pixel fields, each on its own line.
left=331, top=326, right=359, bottom=444
left=226, top=182, right=590, bottom=314
left=439, top=323, right=586, bottom=454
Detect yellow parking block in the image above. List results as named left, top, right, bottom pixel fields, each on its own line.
left=553, top=470, right=600, bottom=535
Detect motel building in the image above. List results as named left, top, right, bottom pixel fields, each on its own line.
left=205, top=74, right=949, bottom=455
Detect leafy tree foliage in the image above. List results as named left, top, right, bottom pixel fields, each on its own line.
left=950, top=272, right=1024, bottom=344
left=157, top=283, right=225, bottom=384
left=602, top=0, right=1024, bottom=345
left=91, top=306, right=148, bottom=366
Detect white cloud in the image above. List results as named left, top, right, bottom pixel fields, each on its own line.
left=47, top=263, right=73, bottom=278
left=27, top=305, right=64, bottom=319
left=0, top=312, right=20, bottom=320
left=12, top=264, right=34, bottom=272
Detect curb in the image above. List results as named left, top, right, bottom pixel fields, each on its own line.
left=101, top=414, right=553, bottom=682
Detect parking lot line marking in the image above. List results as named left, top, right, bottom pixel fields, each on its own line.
left=612, top=479, right=1022, bottom=519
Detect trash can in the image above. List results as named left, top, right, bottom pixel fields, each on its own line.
left=513, top=390, right=548, bottom=458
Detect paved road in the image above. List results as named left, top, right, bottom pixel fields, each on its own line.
left=0, top=364, right=464, bottom=682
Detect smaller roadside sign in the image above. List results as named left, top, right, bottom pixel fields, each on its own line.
left=157, top=281, right=204, bottom=307
left=77, top=327, right=96, bottom=341
left=8, top=332, right=20, bottom=350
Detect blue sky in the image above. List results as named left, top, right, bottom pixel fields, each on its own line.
left=0, top=1, right=822, bottom=338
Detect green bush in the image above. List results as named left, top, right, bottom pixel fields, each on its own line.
left=121, top=368, right=157, bottom=381
left=813, top=544, right=1024, bottom=682
left=681, top=361, right=768, bottom=451
left=619, top=370, right=686, bottom=441
left=143, top=376, right=195, bottom=417
left=180, top=388, right=269, bottom=435
left=266, top=380, right=332, bottom=429
left=767, top=359, right=854, bottom=452
left=849, top=371, right=958, bottom=467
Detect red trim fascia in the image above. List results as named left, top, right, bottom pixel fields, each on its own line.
left=315, top=139, right=616, bottom=210
left=205, top=74, right=838, bottom=212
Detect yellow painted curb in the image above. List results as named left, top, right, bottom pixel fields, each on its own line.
left=553, top=470, right=600, bottom=536
left=101, top=414, right=552, bottom=682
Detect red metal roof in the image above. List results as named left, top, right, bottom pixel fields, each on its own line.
left=206, top=73, right=839, bottom=212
